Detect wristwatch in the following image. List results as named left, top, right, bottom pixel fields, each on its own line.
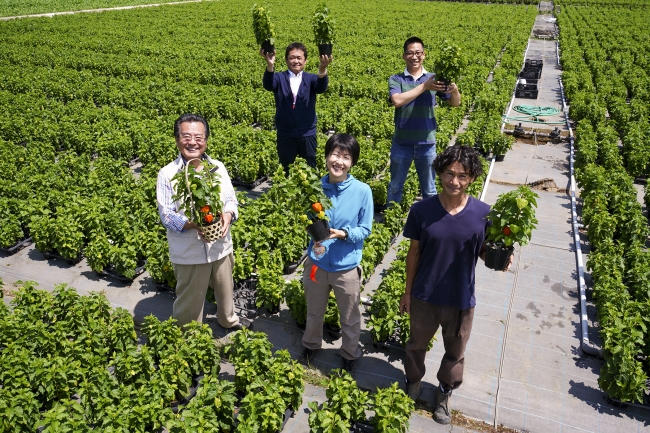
left=341, top=229, right=348, bottom=240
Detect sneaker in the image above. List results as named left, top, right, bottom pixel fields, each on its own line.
left=433, top=385, right=452, bottom=425
left=404, top=376, right=422, bottom=402
left=342, top=358, right=357, bottom=377
left=299, top=348, right=318, bottom=365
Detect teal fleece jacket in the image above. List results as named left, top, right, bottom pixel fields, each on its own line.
left=307, top=174, right=374, bottom=272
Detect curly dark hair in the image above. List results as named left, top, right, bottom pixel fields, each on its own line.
left=433, top=145, right=484, bottom=179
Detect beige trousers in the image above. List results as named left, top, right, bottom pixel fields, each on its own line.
left=173, top=253, right=238, bottom=329
left=302, top=258, right=362, bottom=360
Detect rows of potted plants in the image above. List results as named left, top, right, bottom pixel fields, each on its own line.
left=0, top=283, right=312, bottom=432
left=559, top=5, right=650, bottom=181
left=559, top=4, right=650, bottom=403
left=0, top=0, right=537, bottom=284
left=308, top=369, right=414, bottom=433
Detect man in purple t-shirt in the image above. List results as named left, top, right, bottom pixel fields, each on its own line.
left=399, top=145, right=512, bottom=425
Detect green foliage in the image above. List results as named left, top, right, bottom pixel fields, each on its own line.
left=370, top=382, right=414, bottom=433
left=236, top=378, right=286, bottom=433
left=312, top=4, right=336, bottom=45
left=0, top=197, right=23, bottom=248
left=491, top=131, right=514, bottom=156
left=252, top=3, right=276, bottom=46
left=284, top=278, right=307, bottom=325
left=289, top=160, right=333, bottom=224
left=225, top=328, right=274, bottom=392
left=140, top=314, right=183, bottom=361
left=181, top=322, right=220, bottom=376
left=324, top=291, right=341, bottom=328
left=171, top=160, right=222, bottom=228
left=39, top=398, right=90, bottom=433
left=307, top=401, right=350, bottom=433
left=254, top=251, right=286, bottom=311
left=0, top=387, right=40, bottom=433
left=433, top=40, right=467, bottom=84
left=325, top=369, right=369, bottom=422
left=268, top=350, right=305, bottom=410
left=167, top=366, right=236, bottom=433
left=486, top=186, right=539, bottom=247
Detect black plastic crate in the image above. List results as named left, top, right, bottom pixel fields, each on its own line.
left=516, top=82, right=538, bottom=92
left=525, top=59, right=544, bottom=70
left=519, top=69, right=542, bottom=79
left=515, top=89, right=539, bottom=99
left=233, top=276, right=259, bottom=318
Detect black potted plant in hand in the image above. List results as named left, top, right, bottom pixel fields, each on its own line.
left=312, top=3, right=335, bottom=57
left=484, top=185, right=538, bottom=271
left=252, top=3, right=276, bottom=55
left=433, top=40, right=466, bottom=91
left=291, top=161, right=333, bottom=242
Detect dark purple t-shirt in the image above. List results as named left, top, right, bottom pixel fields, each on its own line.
left=403, top=195, right=491, bottom=309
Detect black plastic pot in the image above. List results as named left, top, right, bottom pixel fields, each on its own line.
left=0, top=236, right=32, bottom=256
left=261, top=40, right=275, bottom=55
left=484, top=243, right=513, bottom=271
left=496, top=154, right=506, bottom=162
left=306, top=219, right=330, bottom=242
left=436, top=75, right=451, bottom=91
left=318, top=43, right=333, bottom=56
left=324, top=323, right=342, bottom=341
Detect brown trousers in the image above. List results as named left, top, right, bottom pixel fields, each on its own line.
left=172, top=253, right=238, bottom=329
left=302, top=258, right=363, bottom=360
left=405, top=296, right=474, bottom=390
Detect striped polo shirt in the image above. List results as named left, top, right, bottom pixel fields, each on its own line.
left=389, top=68, right=451, bottom=145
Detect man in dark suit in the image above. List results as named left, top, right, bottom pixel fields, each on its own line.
left=261, top=42, right=332, bottom=172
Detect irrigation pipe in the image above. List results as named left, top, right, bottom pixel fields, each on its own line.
left=559, top=76, right=603, bottom=358
left=479, top=156, right=495, bottom=203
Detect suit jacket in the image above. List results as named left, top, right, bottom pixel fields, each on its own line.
left=263, top=69, right=328, bottom=137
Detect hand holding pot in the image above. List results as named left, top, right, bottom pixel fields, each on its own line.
left=260, top=48, right=276, bottom=71
left=318, top=54, right=332, bottom=76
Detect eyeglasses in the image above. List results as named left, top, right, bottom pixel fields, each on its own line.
left=180, top=134, right=206, bottom=144
left=404, top=51, right=424, bottom=57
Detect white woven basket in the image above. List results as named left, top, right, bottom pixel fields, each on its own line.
left=202, top=218, right=224, bottom=242
left=184, top=158, right=225, bottom=242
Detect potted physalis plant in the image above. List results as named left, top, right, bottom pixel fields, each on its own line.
left=312, top=3, right=335, bottom=57
left=491, top=131, right=515, bottom=161
left=433, top=40, right=466, bottom=90
left=292, top=161, right=333, bottom=242
left=252, top=3, right=276, bottom=55
left=484, top=185, right=539, bottom=271
left=171, top=159, right=224, bottom=242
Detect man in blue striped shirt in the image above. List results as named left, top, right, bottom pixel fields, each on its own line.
left=386, top=37, right=461, bottom=207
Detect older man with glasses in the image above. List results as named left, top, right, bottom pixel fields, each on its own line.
left=385, top=36, right=461, bottom=209
left=156, top=113, right=251, bottom=331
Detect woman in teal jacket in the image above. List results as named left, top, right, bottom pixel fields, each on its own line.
left=300, top=133, right=374, bottom=376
